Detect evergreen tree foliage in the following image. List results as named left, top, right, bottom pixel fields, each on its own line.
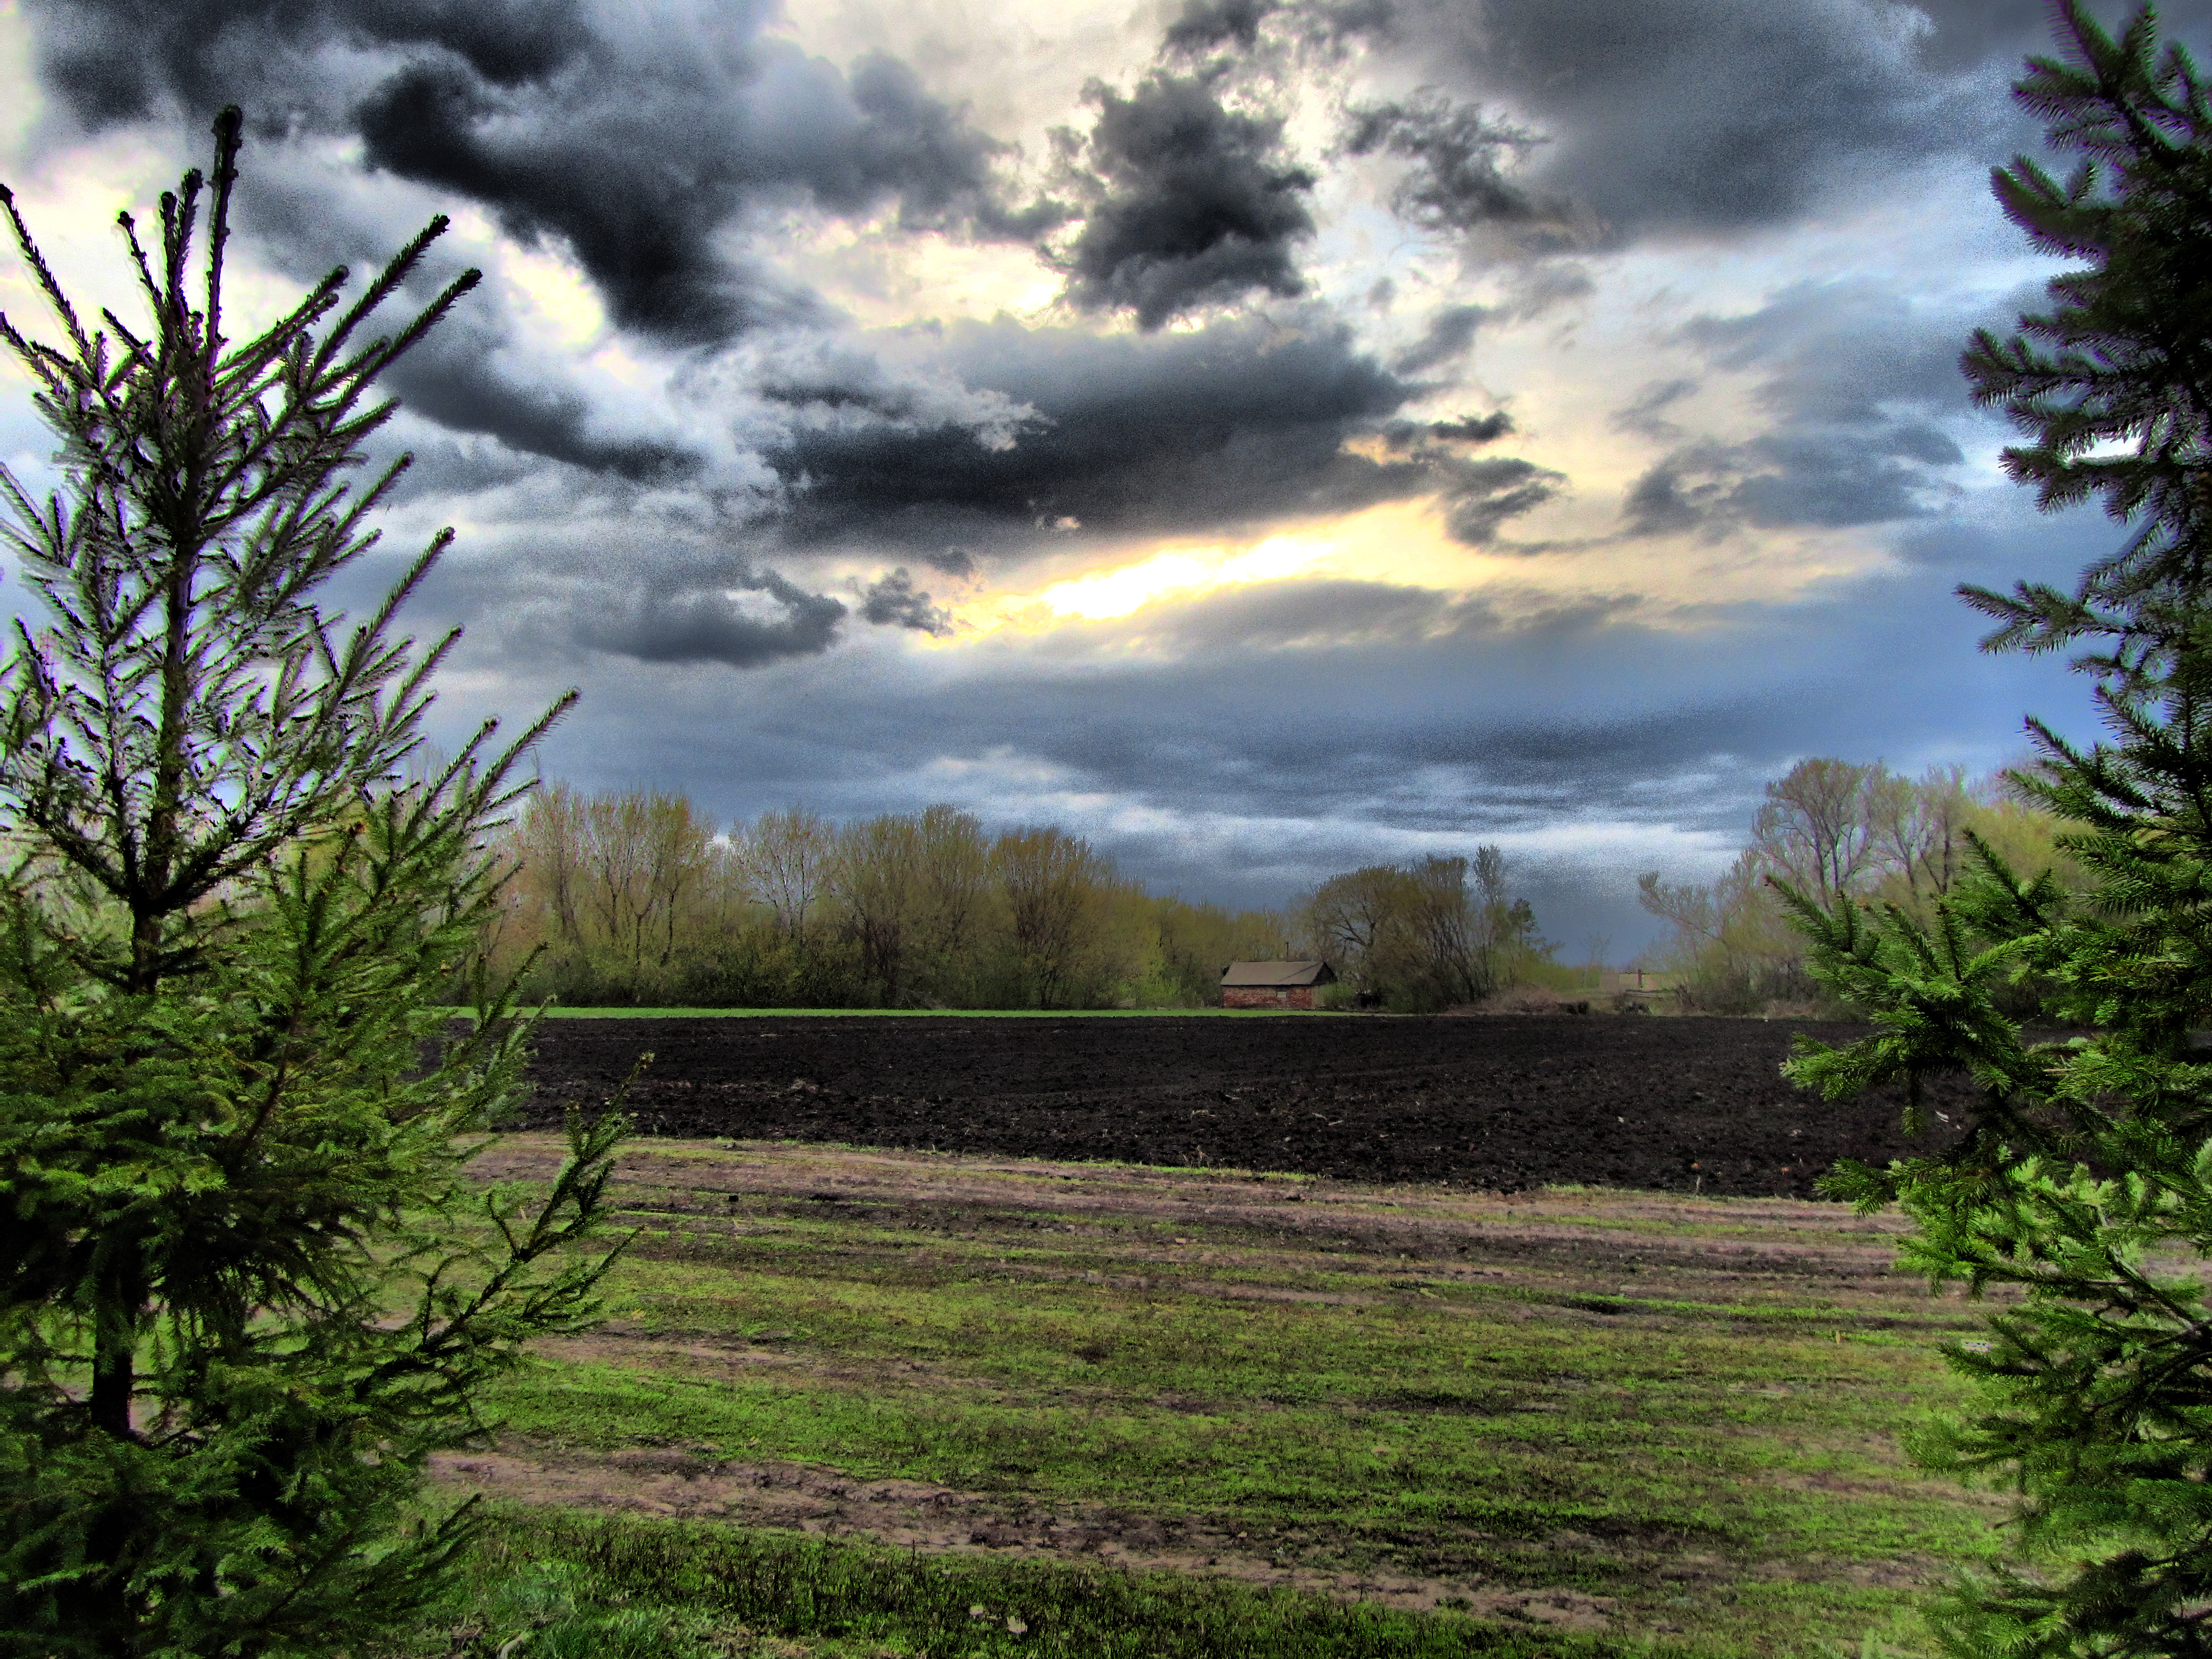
left=0, top=111, right=626, bottom=1655
left=1779, top=6, right=2212, bottom=1651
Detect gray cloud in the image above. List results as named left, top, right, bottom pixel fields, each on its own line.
left=1373, top=411, right=1554, bottom=544
left=576, top=567, right=848, bottom=668
left=1314, top=0, right=2009, bottom=243
left=757, top=314, right=1428, bottom=553
left=1678, top=280, right=1969, bottom=416
left=1343, top=91, right=1567, bottom=241
left=1436, top=455, right=1562, bottom=544
left=1393, top=411, right=1513, bottom=445
left=1055, top=71, right=1316, bottom=328
left=379, top=326, right=699, bottom=482
left=1610, top=378, right=1697, bottom=442
left=745, top=317, right=1559, bottom=558
left=1622, top=429, right=1959, bottom=539
left=29, top=0, right=1051, bottom=346
left=1163, top=0, right=1282, bottom=57
left=1392, top=303, right=1486, bottom=375
left=860, top=568, right=953, bottom=636
left=1616, top=277, right=1985, bottom=537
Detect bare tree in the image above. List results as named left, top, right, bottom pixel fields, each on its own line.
left=1408, top=854, right=1484, bottom=1006
left=1871, top=764, right=1976, bottom=904
left=1304, top=864, right=1415, bottom=999
left=741, top=806, right=835, bottom=939
left=1753, top=758, right=1885, bottom=906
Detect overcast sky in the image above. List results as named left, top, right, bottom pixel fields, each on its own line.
left=2, top=0, right=2199, bottom=956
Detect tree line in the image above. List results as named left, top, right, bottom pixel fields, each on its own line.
left=1635, top=758, right=2078, bottom=1014
left=1300, top=847, right=1557, bottom=1011
left=475, top=783, right=1559, bottom=1011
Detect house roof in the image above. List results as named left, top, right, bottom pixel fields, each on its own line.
left=1219, top=960, right=1336, bottom=987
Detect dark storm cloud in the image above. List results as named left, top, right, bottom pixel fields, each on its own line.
left=378, top=328, right=699, bottom=482
left=860, top=569, right=953, bottom=636
left=1056, top=71, right=1317, bottom=328
left=753, top=313, right=1564, bottom=553
left=577, top=567, right=847, bottom=669
left=31, top=0, right=589, bottom=122
left=1163, top=0, right=1282, bottom=56
left=29, top=0, right=1049, bottom=346
left=1314, top=0, right=2014, bottom=242
left=1392, top=303, right=1486, bottom=375
left=1342, top=92, right=1564, bottom=238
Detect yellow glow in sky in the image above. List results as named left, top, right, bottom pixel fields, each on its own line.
left=935, top=485, right=1909, bottom=653
left=499, top=240, right=606, bottom=348
left=1032, top=536, right=1329, bottom=620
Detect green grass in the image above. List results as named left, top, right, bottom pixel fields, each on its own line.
left=439, top=1141, right=1992, bottom=1656
left=402, top=1509, right=1738, bottom=1656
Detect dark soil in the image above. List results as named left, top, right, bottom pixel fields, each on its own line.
left=515, top=1013, right=1981, bottom=1198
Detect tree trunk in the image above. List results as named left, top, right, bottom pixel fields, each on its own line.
left=89, top=1292, right=138, bottom=1440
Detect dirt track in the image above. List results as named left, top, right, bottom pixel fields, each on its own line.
left=517, top=1013, right=1976, bottom=1197
left=446, top=1134, right=1987, bottom=1646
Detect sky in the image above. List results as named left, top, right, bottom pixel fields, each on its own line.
left=1, top=0, right=2201, bottom=958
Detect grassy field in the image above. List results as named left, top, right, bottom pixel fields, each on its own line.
left=409, top=1137, right=2000, bottom=1657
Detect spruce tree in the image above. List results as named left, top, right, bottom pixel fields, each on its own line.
left=1780, top=5, right=2212, bottom=1652
left=0, top=111, right=626, bottom=1655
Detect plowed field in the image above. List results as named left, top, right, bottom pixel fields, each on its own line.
left=518, top=1014, right=1974, bottom=1197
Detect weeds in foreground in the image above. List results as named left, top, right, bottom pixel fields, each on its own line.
left=400, top=1511, right=1733, bottom=1658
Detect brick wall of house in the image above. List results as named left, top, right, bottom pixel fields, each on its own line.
left=1222, top=986, right=1316, bottom=1009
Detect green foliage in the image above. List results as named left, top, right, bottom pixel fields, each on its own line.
left=0, top=112, right=626, bottom=1655
left=484, top=789, right=1292, bottom=1011
left=1779, top=7, right=2212, bottom=1651
left=403, top=1510, right=1694, bottom=1659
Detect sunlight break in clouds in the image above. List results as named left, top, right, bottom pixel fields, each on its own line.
left=1009, top=535, right=1331, bottom=625
left=2, top=0, right=2185, bottom=951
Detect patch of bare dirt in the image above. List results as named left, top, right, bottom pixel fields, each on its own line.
left=514, top=1013, right=1980, bottom=1198
left=428, top=1444, right=1616, bottom=1628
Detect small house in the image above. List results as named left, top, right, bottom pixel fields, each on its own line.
left=1219, top=960, right=1336, bottom=1010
